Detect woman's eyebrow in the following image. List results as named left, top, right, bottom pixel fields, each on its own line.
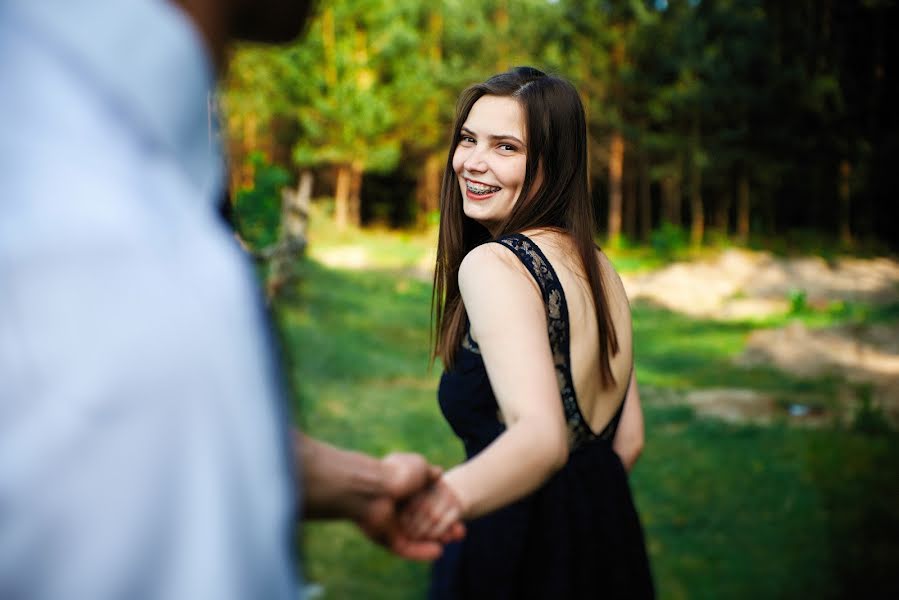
left=460, top=127, right=524, bottom=146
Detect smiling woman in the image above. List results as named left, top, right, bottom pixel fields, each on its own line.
left=402, top=67, right=655, bottom=599
left=452, top=96, right=529, bottom=232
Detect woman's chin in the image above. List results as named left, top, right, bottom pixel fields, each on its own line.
left=462, top=204, right=487, bottom=224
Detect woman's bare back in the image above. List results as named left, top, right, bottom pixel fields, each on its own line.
left=524, top=229, right=634, bottom=435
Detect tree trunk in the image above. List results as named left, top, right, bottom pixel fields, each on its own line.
left=736, top=172, right=750, bottom=244
left=607, top=131, right=624, bottom=247
left=267, top=171, right=313, bottom=299
left=291, top=170, right=314, bottom=245
left=715, top=190, right=731, bottom=235
left=416, top=153, right=443, bottom=221
left=349, top=161, right=364, bottom=228
left=335, top=164, right=351, bottom=230
left=689, top=168, right=703, bottom=247
left=839, top=160, right=852, bottom=246
left=689, top=166, right=703, bottom=248
left=661, top=160, right=682, bottom=227
left=689, top=121, right=703, bottom=247
left=638, top=150, right=651, bottom=242
left=239, top=113, right=258, bottom=190
left=624, top=155, right=637, bottom=241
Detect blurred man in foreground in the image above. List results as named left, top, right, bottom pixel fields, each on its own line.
left=0, top=1, right=457, bottom=598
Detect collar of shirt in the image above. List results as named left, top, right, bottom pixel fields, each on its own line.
left=7, top=0, right=221, bottom=200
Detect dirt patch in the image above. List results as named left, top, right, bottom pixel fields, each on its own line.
left=623, top=250, right=899, bottom=427
left=738, top=321, right=899, bottom=379
left=683, top=388, right=778, bottom=425
left=621, top=249, right=899, bottom=320
left=313, top=245, right=370, bottom=269
left=737, top=321, right=899, bottom=426
left=643, top=386, right=839, bottom=427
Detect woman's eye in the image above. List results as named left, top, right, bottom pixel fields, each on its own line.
left=460, top=135, right=475, bottom=144
left=499, top=144, right=516, bottom=152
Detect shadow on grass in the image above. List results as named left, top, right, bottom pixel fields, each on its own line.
left=804, top=430, right=899, bottom=598
left=637, top=405, right=899, bottom=599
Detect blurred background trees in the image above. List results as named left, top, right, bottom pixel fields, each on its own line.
left=220, top=0, right=898, bottom=251
left=221, top=2, right=899, bottom=593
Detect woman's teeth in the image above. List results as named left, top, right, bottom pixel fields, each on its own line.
left=467, top=181, right=501, bottom=195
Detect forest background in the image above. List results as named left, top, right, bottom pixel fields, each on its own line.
left=219, top=0, right=899, bottom=598
left=222, top=0, right=898, bottom=252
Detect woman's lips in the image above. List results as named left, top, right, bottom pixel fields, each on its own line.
left=464, top=179, right=500, bottom=200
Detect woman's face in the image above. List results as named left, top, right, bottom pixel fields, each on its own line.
left=452, top=95, right=528, bottom=235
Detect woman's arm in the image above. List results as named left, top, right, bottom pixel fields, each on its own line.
left=404, top=244, right=569, bottom=537
left=612, top=370, right=645, bottom=472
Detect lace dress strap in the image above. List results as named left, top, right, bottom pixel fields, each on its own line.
left=491, top=233, right=608, bottom=448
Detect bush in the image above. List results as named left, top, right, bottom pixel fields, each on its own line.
left=233, top=152, right=292, bottom=252
left=852, top=385, right=892, bottom=435
left=650, top=222, right=688, bottom=259
left=788, top=288, right=808, bottom=315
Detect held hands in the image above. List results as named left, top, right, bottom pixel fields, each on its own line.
left=398, top=475, right=465, bottom=545
left=355, top=453, right=464, bottom=561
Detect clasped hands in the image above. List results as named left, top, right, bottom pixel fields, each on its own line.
left=360, top=453, right=465, bottom=561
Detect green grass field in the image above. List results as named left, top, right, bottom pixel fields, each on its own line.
left=269, top=220, right=899, bottom=599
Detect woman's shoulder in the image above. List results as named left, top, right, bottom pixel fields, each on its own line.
left=458, top=240, right=541, bottom=300
left=459, top=240, right=530, bottom=279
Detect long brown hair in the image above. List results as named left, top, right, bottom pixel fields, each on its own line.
left=431, top=66, right=620, bottom=386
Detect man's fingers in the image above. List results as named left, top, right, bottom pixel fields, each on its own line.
left=391, top=537, right=443, bottom=561
left=382, top=453, right=433, bottom=498
left=399, top=493, right=426, bottom=534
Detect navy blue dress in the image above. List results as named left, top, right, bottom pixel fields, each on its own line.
left=430, top=234, right=655, bottom=599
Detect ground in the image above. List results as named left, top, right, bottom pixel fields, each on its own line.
left=620, top=249, right=899, bottom=427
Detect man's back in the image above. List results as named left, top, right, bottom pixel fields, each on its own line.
left=0, top=1, right=298, bottom=597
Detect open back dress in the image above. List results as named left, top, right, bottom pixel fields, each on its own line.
left=429, top=233, right=655, bottom=599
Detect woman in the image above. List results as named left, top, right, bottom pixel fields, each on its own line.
left=400, top=67, right=655, bottom=599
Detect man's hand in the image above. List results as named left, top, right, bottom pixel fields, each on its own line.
left=355, top=453, right=464, bottom=561
left=295, top=432, right=464, bottom=559
left=381, top=452, right=441, bottom=497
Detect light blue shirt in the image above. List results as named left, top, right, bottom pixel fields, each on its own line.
left=0, top=1, right=300, bottom=598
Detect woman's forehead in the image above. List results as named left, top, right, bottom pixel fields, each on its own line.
left=463, top=96, right=525, bottom=139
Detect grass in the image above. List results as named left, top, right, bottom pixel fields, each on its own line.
left=269, top=218, right=899, bottom=599
left=274, top=261, right=456, bottom=599
left=635, top=407, right=899, bottom=600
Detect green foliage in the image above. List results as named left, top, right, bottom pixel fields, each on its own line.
left=220, top=0, right=899, bottom=249
left=650, top=222, right=689, bottom=259
left=787, top=288, right=808, bottom=315
left=233, top=152, right=291, bottom=251
left=851, top=385, right=892, bottom=436
left=824, top=299, right=874, bottom=324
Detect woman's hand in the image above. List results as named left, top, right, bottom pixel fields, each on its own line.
left=399, top=477, right=466, bottom=543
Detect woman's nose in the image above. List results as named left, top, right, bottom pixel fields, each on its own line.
left=463, top=146, right=487, bottom=172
